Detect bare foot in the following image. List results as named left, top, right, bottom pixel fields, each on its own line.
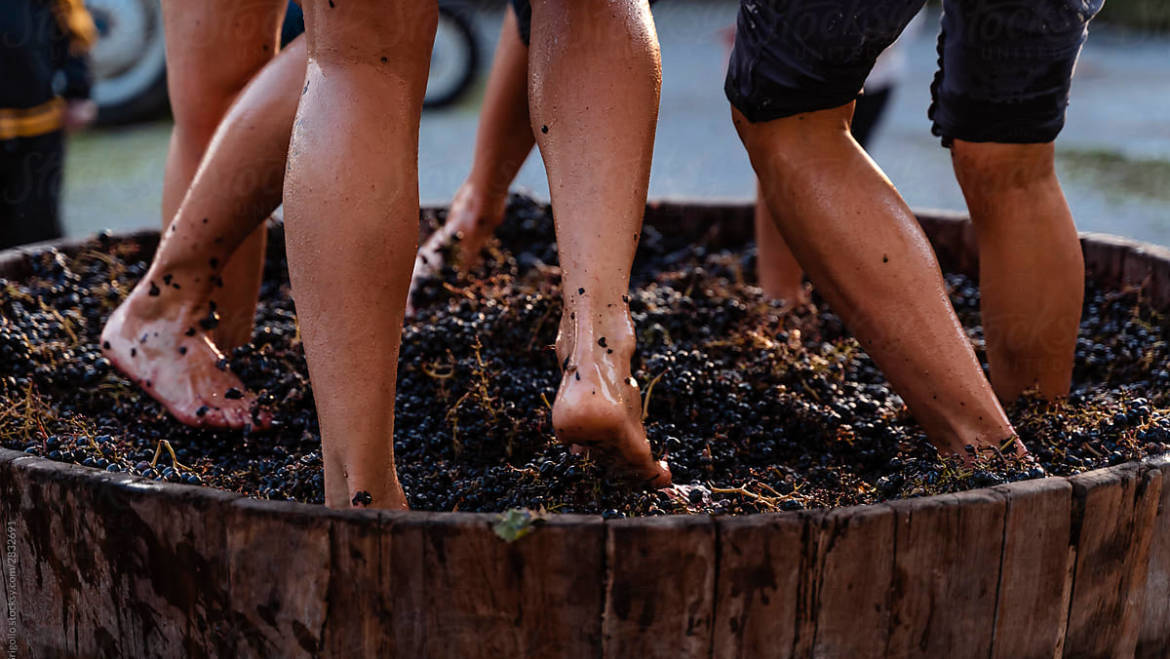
left=408, top=183, right=507, bottom=314
left=552, top=312, right=671, bottom=488
left=960, top=435, right=1030, bottom=462
left=101, top=280, right=267, bottom=430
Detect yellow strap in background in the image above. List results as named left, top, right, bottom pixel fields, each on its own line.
left=0, top=98, right=66, bottom=140
left=53, top=0, right=98, bottom=54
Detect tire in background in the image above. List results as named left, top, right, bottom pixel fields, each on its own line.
left=87, top=0, right=169, bottom=126
left=424, top=3, right=480, bottom=109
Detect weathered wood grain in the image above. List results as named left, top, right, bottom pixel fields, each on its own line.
left=225, top=498, right=333, bottom=658
left=404, top=512, right=605, bottom=659
left=1064, top=463, right=1164, bottom=658
left=387, top=511, right=429, bottom=657
left=712, top=512, right=806, bottom=658
left=644, top=200, right=755, bottom=250
left=1081, top=233, right=1136, bottom=291
left=319, top=508, right=394, bottom=659
left=1135, top=244, right=1170, bottom=311
left=110, top=479, right=241, bottom=658
left=1138, top=456, right=1170, bottom=659
left=990, top=477, right=1074, bottom=659
left=886, top=490, right=1006, bottom=659
left=0, top=451, right=27, bottom=656
left=5, top=219, right=1170, bottom=657
left=807, top=504, right=896, bottom=659
left=0, top=453, right=243, bottom=657
left=604, top=515, right=715, bottom=659
left=2, top=455, right=141, bottom=657
left=1123, top=243, right=1170, bottom=304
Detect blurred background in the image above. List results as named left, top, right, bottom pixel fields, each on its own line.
left=68, top=0, right=1170, bottom=244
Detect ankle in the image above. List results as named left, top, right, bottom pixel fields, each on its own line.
left=936, top=411, right=1016, bottom=456
left=559, top=302, right=636, bottom=367
left=125, top=266, right=212, bottom=321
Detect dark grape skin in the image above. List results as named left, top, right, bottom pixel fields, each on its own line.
left=1, top=197, right=1168, bottom=516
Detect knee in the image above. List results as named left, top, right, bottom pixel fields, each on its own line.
left=302, top=0, right=436, bottom=65
left=170, top=96, right=237, bottom=149
left=732, top=103, right=853, bottom=174
left=951, top=140, right=1056, bottom=192
left=528, top=0, right=652, bottom=39
left=167, top=60, right=259, bottom=146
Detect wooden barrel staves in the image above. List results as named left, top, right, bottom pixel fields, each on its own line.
left=0, top=203, right=1168, bottom=658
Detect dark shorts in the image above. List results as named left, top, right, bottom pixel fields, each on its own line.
left=511, top=0, right=536, bottom=45
left=511, top=0, right=659, bottom=47
left=725, top=0, right=1104, bottom=144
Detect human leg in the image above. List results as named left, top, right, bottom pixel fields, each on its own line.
left=412, top=2, right=534, bottom=292
left=284, top=0, right=436, bottom=508
left=160, top=0, right=286, bottom=349
left=726, top=0, right=1016, bottom=454
left=529, top=0, right=670, bottom=485
left=736, top=104, right=1015, bottom=454
left=101, top=37, right=307, bottom=430
left=952, top=142, right=1082, bottom=402
left=932, top=0, right=1102, bottom=402
left=751, top=184, right=808, bottom=306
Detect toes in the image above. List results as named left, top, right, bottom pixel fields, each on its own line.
left=645, top=461, right=673, bottom=488
left=224, top=404, right=252, bottom=429
left=617, top=458, right=672, bottom=489
left=188, top=399, right=252, bottom=430
left=194, top=405, right=235, bottom=429
left=576, top=442, right=672, bottom=489
left=167, top=406, right=202, bottom=428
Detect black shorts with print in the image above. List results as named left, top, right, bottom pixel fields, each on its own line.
left=725, top=0, right=1104, bottom=144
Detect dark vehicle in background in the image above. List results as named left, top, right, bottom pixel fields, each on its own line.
left=85, top=0, right=480, bottom=125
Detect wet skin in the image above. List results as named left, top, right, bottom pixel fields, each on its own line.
left=159, top=0, right=288, bottom=351
left=951, top=140, right=1083, bottom=404
left=282, top=0, right=437, bottom=510
left=734, top=102, right=1021, bottom=456
left=412, top=0, right=789, bottom=484
left=753, top=185, right=810, bottom=307
left=410, top=5, right=534, bottom=311
left=553, top=294, right=670, bottom=487
left=102, top=286, right=266, bottom=429
left=101, top=37, right=306, bottom=432
left=415, top=0, right=673, bottom=485
left=109, top=0, right=674, bottom=500
left=413, top=9, right=811, bottom=316
left=529, top=0, right=671, bottom=486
